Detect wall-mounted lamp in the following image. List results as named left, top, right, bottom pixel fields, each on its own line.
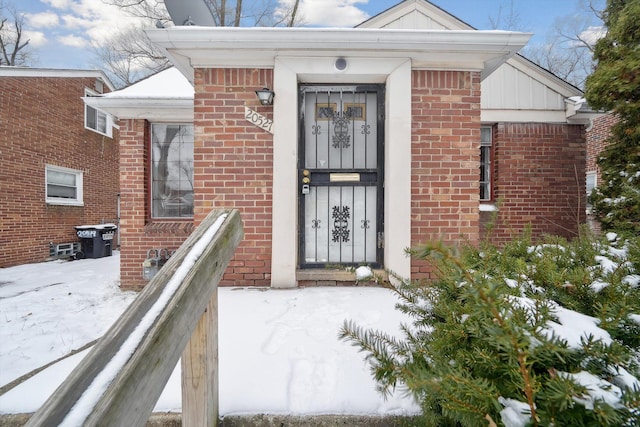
left=255, top=88, right=275, bottom=105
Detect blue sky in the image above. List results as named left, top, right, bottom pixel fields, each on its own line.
left=11, top=0, right=603, bottom=71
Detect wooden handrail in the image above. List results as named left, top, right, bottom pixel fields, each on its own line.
left=25, top=209, right=243, bottom=427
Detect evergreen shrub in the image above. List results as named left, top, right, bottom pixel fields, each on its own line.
left=340, top=232, right=640, bottom=426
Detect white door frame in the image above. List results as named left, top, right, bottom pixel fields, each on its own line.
left=270, top=56, right=412, bottom=288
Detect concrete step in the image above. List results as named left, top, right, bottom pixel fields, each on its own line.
left=0, top=413, right=420, bottom=427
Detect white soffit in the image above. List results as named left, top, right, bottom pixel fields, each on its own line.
left=145, top=27, right=531, bottom=83
left=83, top=97, right=194, bottom=121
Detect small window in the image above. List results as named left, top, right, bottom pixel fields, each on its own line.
left=85, top=88, right=112, bottom=137
left=480, top=126, right=492, bottom=201
left=46, top=165, right=83, bottom=206
left=586, top=171, right=597, bottom=210
left=151, top=124, right=194, bottom=218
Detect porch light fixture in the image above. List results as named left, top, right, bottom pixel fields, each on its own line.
left=255, top=87, right=275, bottom=105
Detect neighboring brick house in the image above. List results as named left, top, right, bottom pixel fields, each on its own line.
left=0, top=68, right=119, bottom=268
left=586, top=113, right=617, bottom=197
left=86, top=0, right=594, bottom=290
left=585, top=112, right=617, bottom=232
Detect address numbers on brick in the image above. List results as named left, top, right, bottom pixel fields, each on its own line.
left=244, top=106, right=273, bottom=134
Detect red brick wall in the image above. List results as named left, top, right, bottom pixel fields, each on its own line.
left=481, top=123, right=586, bottom=243
left=118, top=119, right=195, bottom=289
left=586, top=113, right=616, bottom=176
left=0, top=75, right=119, bottom=268
left=193, top=68, right=273, bottom=286
left=411, top=70, right=481, bottom=279
left=118, top=69, right=274, bottom=289
left=585, top=113, right=615, bottom=234
left=116, top=66, right=587, bottom=288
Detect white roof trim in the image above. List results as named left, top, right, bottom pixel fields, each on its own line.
left=564, top=96, right=604, bottom=124
left=146, top=26, right=531, bottom=83
left=482, top=109, right=569, bottom=124
left=0, top=66, right=115, bottom=91
left=357, top=0, right=471, bottom=30
left=357, top=0, right=583, bottom=101
left=83, top=97, right=194, bottom=121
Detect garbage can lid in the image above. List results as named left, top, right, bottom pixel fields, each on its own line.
left=74, top=223, right=118, bottom=231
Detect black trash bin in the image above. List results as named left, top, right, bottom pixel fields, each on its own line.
left=74, top=224, right=118, bottom=259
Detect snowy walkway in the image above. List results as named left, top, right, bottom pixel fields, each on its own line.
left=0, top=253, right=419, bottom=416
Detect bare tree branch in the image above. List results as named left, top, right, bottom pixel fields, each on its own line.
left=95, top=0, right=304, bottom=85
left=0, top=1, right=33, bottom=66
left=520, top=0, right=605, bottom=89
left=102, top=0, right=169, bottom=23
left=488, top=0, right=528, bottom=32
left=288, top=0, right=300, bottom=27
left=91, top=25, right=170, bottom=87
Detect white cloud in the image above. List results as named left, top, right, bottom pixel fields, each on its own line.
left=25, top=12, right=60, bottom=28
left=579, top=25, right=606, bottom=47
left=58, top=33, right=89, bottom=48
left=60, top=13, right=94, bottom=30
left=23, top=30, right=48, bottom=48
left=42, top=0, right=75, bottom=9
left=280, top=0, right=370, bottom=27
left=36, top=0, right=150, bottom=47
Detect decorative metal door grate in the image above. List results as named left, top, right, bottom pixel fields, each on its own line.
left=299, top=85, right=384, bottom=268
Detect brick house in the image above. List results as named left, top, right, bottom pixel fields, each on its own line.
left=0, top=68, right=119, bottom=268
left=585, top=112, right=616, bottom=232
left=85, top=0, right=594, bottom=290
left=586, top=113, right=617, bottom=199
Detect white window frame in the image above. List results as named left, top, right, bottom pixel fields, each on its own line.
left=46, top=165, right=84, bottom=206
left=84, top=88, right=112, bottom=138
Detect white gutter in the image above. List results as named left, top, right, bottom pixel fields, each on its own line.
left=146, top=26, right=531, bottom=83
left=565, top=96, right=604, bottom=125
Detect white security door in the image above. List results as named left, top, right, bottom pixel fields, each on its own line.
left=299, top=85, right=384, bottom=268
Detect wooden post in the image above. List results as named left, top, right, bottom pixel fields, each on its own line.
left=181, top=292, right=218, bottom=427
left=24, top=210, right=242, bottom=427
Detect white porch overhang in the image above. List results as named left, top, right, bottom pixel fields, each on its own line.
left=139, top=26, right=531, bottom=288
left=82, top=67, right=195, bottom=121
left=82, top=97, right=194, bottom=122
left=145, top=26, right=531, bottom=82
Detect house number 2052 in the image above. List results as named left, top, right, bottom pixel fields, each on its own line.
left=244, top=106, right=274, bottom=134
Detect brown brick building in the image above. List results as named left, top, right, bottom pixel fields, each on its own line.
left=0, top=68, right=119, bottom=267
left=586, top=113, right=617, bottom=192
left=86, top=0, right=594, bottom=290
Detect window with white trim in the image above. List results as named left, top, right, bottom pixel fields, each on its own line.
left=85, top=88, right=112, bottom=137
left=46, top=165, right=83, bottom=205
left=480, top=126, right=492, bottom=201
left=151, top=124, right=194, bottom=218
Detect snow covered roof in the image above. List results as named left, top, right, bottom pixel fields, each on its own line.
left=83, top=67, right=193, bottom=121
left=103, top=67, right=192, bottom=99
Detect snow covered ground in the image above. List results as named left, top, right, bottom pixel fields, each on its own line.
left=0, top=252, right=420, bottom=416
